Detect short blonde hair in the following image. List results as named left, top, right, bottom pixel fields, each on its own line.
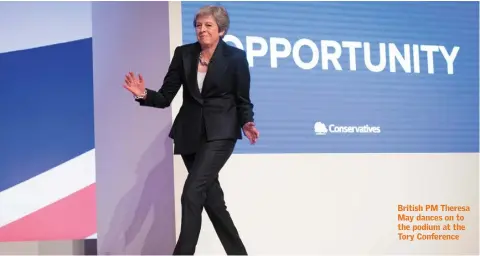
left=193, top=5, right=230, bottom=37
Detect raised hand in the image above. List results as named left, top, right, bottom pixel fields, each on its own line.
left=242, top=122, right=260, bottom=145
left=123, top=72, right=145, bottom=97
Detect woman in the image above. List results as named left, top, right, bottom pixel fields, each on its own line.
left=123, top=5, right=259, bottom=255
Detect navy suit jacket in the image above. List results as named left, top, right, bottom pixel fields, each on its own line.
left=136, top=40, right=255, bottom=154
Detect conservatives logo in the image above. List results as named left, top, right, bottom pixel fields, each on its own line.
left=314, top=121, right=381, bottom=135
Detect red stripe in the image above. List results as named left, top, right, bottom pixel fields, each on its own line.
left=0, top=184, right=96, bottom=242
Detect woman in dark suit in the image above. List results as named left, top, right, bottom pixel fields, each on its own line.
left=123, top=5, right=259, bottom=255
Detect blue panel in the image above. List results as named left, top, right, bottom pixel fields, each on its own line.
left=182, top=2, right=479, bottom=154
left=0, top=38, right=95, bottom=191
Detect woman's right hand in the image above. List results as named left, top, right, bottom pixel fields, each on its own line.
left=123, top=72, right=146, bottom=97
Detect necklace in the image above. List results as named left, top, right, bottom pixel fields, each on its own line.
left=199, top=52, right=210, bottom=66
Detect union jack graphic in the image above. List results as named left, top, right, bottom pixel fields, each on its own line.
left=0, top=2, right=97, bottom=242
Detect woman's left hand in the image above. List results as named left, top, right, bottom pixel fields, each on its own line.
left=242, top=122, right=259, bottom=145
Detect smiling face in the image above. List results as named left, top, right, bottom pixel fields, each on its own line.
left=195, top=15, right=224, bottom=48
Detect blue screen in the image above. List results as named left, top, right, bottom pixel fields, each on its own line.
left=182, top=2, right=479, bottom=154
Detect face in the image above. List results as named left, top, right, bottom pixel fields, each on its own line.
left=195, top=15, right=224, bottom=47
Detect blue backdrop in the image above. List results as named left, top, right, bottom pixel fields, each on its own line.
left=0, top=39, right=94, bottom=192
left=182, top=2, right=479, bottom=154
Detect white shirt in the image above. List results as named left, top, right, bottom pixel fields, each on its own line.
left=197, top=71, right=206, bottom=92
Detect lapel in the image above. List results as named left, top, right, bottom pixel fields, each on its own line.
left=184, top=42, right=202, bottom=104
left=184, top=41, right=230, bottom=104
left=201, top=40, right=229, bottom=95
